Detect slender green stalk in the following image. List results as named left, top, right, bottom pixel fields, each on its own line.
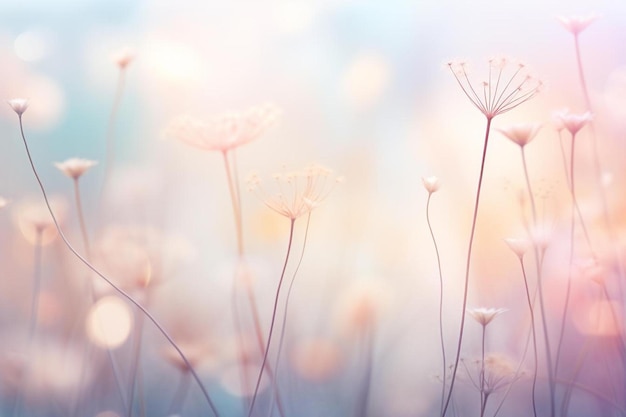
left=14, top=114, right=221, bottom=417
left=442, top=116, right=493, bottom=417
left=247, top=218, right=296, bottom=417
left=426, top=192, right=447, bottom=415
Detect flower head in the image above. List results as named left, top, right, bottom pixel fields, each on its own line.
left=467, top=307, right=507, bottom=327
left=0, top=197, right=8, bottom=209
left=558, top=14, right=600, bottom=36
left=497, top=123, right=542, bottom=147
left=448, top=58, right=542, bottom=119
left=54, top=158, right=98, bottom=180
left=504, top=237, right=531, bottom=259
left=422, top=176, right=440, bottom=194
left=247, top=164, right=342, bottom=220
left=556, top=110, right=592, bottom=136
left=7, top=99, right=29, bottom=116
left=112, top=47, right=135, bottom=69
left=166, top=103, right=281, bottom=153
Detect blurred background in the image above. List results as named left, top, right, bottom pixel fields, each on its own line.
left=0, top=0, right=626, bottom=416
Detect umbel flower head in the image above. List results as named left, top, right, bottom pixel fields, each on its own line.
left=467, top=307, right=507, bottom=327
left=247, top=164, right=343, bottom=220
left=497, top=123, right=542, bottom=148
left=166, top=103, right=281, bottom=153
left=558, top=14, right=600, bottom=36
left=7, top=98, right=29, bottom=116
left=448, top=57, right=542, bottom=120
left=54, top=158, right=98, bottom=180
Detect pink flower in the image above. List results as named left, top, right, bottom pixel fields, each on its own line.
left=54, top=158, right=98, bottom=180
left=467, top=307, right=507, bottom=327
left=167, top=103, right=281, bottom=153
left=556, top=110, right=593, bottom=135
left=497, top=123, right=542, bottom=147
left=558, top=14, right=600, bottom=36
left=504, top=238, right=531, bottom=259
left=112, top=47, right=135, bottom=69
left=422, top=176, right=440, bottom=194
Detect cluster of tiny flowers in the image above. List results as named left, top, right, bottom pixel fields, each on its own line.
left=247, top=164, right=343, bottom=220
left=167, top=103, right=281, bottom=153
left=448, top=57, right=542, bottom=119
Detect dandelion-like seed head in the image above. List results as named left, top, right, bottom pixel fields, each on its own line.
left=467, top=307, right=507, bottom=327
left=422, top=176, right=440, bottom=194
left=7, top=98, right=29, bottom=116
left=482, top=354, right=519, bottom=394
left=497, top=123, right=542, bottom=147
left=166, top=103, right=281, bottom=153
left=112, top=46, right=136, bottom=69
left=557, top=14, right=600, bottom=36
left=54, top=158, right=98, bottom=180
left=248, top=164, right=341, bottom=220
left=504, top=237, right=531, bottom=259
left=556, top=110, right=593, bottom=136
left=448, top=58, right=541, bottom=120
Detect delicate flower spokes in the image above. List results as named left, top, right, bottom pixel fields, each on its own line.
left=448, top=58, right=542, bottom=119
left=248, top=164, right=342, bottom=220
left=422, top=176, right=440, bottom=194
left=54, top=158, right=98, bottom=180
left=557, top=14, right=600, bottom=36
left=467, top=307, right=507, bottom=327
left=167, top=103, right=281, bottom=153
left=7, top=98, right=29, bottom=116
left=462, top=354, right=521, bottom=395
left=497, top=123, right=542, bottom=147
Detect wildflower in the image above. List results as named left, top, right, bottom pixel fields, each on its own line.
left=482, top=354, right=520, bottom=394
left=504, top=237, right=531, bottom=259
left=558, top=14, right=600, bottom=36
left=54, top=158, right=98, bottom=180
left=556, top=110, right=592, bottom=135
left=7, top=98, right=28, bottom=116
left=166, top=103, right=281, bottom=153
left=247, top=164, right=342, bottom=220
left=497, top=123, right=542, bottom=147
left=112, top=47, right=135, bottom=69
left=467, top=307, right=507, bottom=327
left=448, top=58, right=542, bottom=119
left=0, top=197, right=8, bottom=209
left=422, top=176, right=440, bottom=194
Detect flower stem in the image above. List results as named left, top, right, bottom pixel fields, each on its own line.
left=102, top=67, right=127, bottom=200
left=128, top=300, right=147, bottom=417
left=355, top=325, right=374, bottom=417
left=168, top=370, right=191, bottom=415
left=247, top=218, right=295, bottom=417
left=222, top=150, right=244, bottom=257
left=479, top=325, right=486, bottom=417
left=519, top=258, right=539, bottom=417
left=441, top=116, right=492, bottom=417
left=15, top=114, right=221, bottom=417
left=426, top=192, right=447, bottom=415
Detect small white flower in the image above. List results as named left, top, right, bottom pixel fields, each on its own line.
left=7, top=99, right=29, bottom=116
left=54, top=158, right=98, bottom=180
left=422, top=176, right=440, bottom=194
left=497, top=123, right=542, bottom=147
left=504, top=238, right=531, bottom=259
left=467, top=307, right=507, bottom=326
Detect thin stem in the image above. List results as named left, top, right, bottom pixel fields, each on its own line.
left=479, top=325, right=486, bottom=417
left=128, top=302, right=147, bottom=417
left=271, top=212, right=311, bottom=416
left=29, top=230, right=43, bottom=342
left=223, top=150, right=244, bottom=257
left=441, top=116, right=492, bottom=417
left=426, top=192, right=447, bottom=415
left=247, top=218, right=296, bottom=417
left=519, top=258, right=539, bottom=417
left=555, top=377, right=626, bottom=416
left=14, top=114, right=221, bottom=417
left=554, top=131, right=577, bottom=382
left=73, top=179, right=91, bottom=257
left=102, top=67, right=127, bottom=198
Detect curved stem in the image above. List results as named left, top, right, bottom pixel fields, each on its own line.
left=14, top=114, right=221, bottom=417
left=426, top=192, right=447, bottom=415
left=554, top=132, right=577, bottom=382
left=441, top=116, right=492, bottom=417
left=247, top=218, right=295, bottom=417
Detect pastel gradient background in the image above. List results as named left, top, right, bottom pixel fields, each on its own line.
left=0, top=0, right=626, bottom=416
